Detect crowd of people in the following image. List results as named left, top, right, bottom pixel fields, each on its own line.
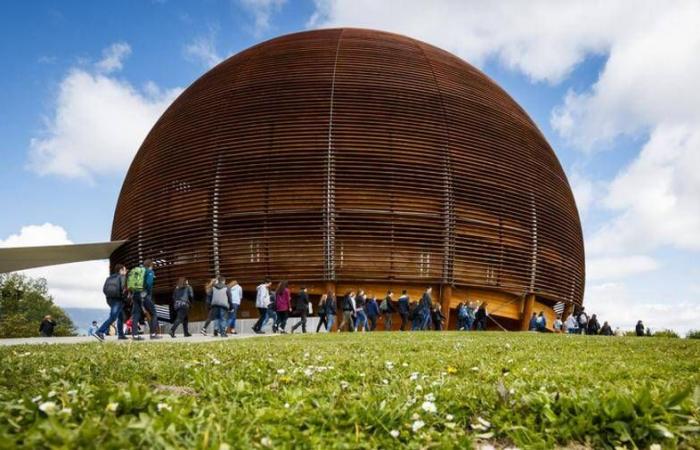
left=87, top=259, right=638, bottom=340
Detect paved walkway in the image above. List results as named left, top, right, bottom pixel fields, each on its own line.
left=0, top=333, right=276, bottom=347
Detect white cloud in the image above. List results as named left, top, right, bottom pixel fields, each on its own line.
left=95, top=42, right=131, bottom=74
left=0, top=224, right=109, bottom=309
left=308, top=0, right=663, bottom=84
left=585, top=281, right=700, bottom=335
left=588, top=125, right=700, bottom=255
left=28, top=42, right=182, bottom=181
left=239, top=0, right=286, bottom=36
left=586, top=255, right=659, bottom=281
left=184, top=33, right=224, bottom=68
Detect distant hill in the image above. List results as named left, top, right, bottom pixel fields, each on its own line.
left=64, top=307, right=109, bottom=335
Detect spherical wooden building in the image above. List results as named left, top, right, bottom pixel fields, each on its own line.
left=111, top=28, right=585, bottom=330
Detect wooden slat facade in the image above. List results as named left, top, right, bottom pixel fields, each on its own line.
left=110, top=29, right=585, bottom=328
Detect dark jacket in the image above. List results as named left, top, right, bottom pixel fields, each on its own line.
left=295, top=291, right=310, bottom=312
left=420, top=292, right=432, bottom=311
left=355, top=294, right=366, bottom=310
left=635, top=322, right=645, bottom=336
left=39, top=319, right=56, bottom=337
left=172, top=285, right=194, bottom=309
left=475, top=306, right=487, bottom=320
left=366, top=299, right=380, bottom=317
left=600, top=324, right=613, bottom=336
left=325, top=296, right=337, bottom=315
left=587, top=317, right=600, bottom=335
left=398, top=295, right=409, bottom=314
left=382, top=296, right=396, bottom=313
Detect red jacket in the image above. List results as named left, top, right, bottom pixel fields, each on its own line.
left=275, top=288, right=291, bottom=312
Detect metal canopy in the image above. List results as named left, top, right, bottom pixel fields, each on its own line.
left=0, top=241, right=126, bottom=273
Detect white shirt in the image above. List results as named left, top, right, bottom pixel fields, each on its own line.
left=230, top=284, right=243, bottom=306
left=565, top=315, right=577, bottom=329
left=256, top=284, right=270, bottom=308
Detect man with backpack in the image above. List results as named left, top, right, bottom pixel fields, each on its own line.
left=95, top=264, right=128, bottom=341
left=208, top=276, right=233, bottom=337
left=127, top=259, right=159, bottom=340
left=380, top=290, right=395, bottom=331
left=577, top=308, right=589, bottom=335
left=337, top=291, right=356, bottom=332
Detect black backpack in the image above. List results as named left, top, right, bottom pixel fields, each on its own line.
left=103, top=274, right=121, bottom=298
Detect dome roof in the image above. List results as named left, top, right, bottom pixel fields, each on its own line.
left=112, top=28, right=584, bottom=305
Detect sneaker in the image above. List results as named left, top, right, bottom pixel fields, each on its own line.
left=150, top=334, right=162, bottom=340
left=117, top=336, right=128, bottom=340
left=94, top=332, right=105, bottom=342
left=132, top=336, right=144, bottom=341
left=184, top=333, right=192, bottom=337
left=254, top=329, right=265, bottom=334
left=200, top=329, right=207, bottom=336
left=169, top=331, right=176, bottom=338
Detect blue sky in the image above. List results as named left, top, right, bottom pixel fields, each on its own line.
left=1, top=0, right=698, bottom=333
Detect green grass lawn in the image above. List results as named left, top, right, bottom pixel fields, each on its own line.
left=1, top=332, right=698, bottom=449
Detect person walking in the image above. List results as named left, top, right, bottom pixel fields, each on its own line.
left=474, top=302, right=488, bottom=331
left=325, top=291, right=337, bottom=331
left=141, top=259, right=161, bottom=339
left=528, top=312, right=538, bottom=331
left=536, top=311, right=547, bottom=332
left=169, top=277, right=194, bottom=337
left=39, top=315, right=56, bottom=337
left=208, top=276, right=232, bottom=337
left=577, top=308, right=589, bottom=335
left=226, top=280, right=243, bottom=335
left=456, top=302, right=467, bottom=330
left=338, top=291, right=356, bottom=332
left=587, top=314, right=600, bottom=335
left=126, top=261, right=151, bottom=340
left=465, top=301, right=477, bottom=330
left=95, top=264, right=128, bottom=341
left=553, top=315, right=563, bottom=333
left=274, top=281, right=292, bottom=333
left=200, top=278, right=218, bottom=336
left=316, top=294, right=328, bottom=332
left=380, top=290, right=395, bottom=331
left=354, top=290, right=368, bottom=332
left=253, top=279, right=272, bottom=334
left=635, top=320, right=645, bottom=336
left=600, top=321, right=613, bottom=336
left=432, top=303, right=446, bottom=331
left=564, top=313, right=578, bottom=334
left=398, top=290, right=410, bottom=331
left=419, top=287, right=433, bottom=331
left=291, top=286, right=310, bottom=333
left=366, top=295, right=380, bottom=331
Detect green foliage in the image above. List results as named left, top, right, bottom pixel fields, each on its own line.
left=653, top=329, right=680, bottom=338
left=0, top=333, right=698, bottom=449
left=687, top=330, right=700, bottom=340
left=0, top=273, right=77, bottom=338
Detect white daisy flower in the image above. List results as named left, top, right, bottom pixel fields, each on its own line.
left=424, top=393, right=435, bottom=402
left=261, top=437, right=272, bottom=447
left=340, top=380, right=350, bottom=390
left=277, top=369, right=286, bottom=375
left=409, top=372, right=419, bottom=381
left=411, top=420, right=425, bottom=432
left=60, top=407, right=72, bottom=416
left=446, top=414, right=454, bottom=421
left=38, top=401, right=57, bottom=415
left=390, top=429, right=400, bottom=438
left=421, top=401, right=437, bottom=413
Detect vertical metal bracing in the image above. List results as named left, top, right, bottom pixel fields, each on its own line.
left=529, top=192, right=538, bottom=292
left=212, top=156, right=221, bottom=277
left=324, top=32, right=342, bottom=281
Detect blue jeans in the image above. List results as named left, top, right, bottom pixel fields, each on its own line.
left=355, top=310, right=368, bottom=331
left=213, top=306, right=227, bottom=336
left=326, top=313, right=335, bottom=331
left=420, top=310, right=431, bottom=330
left=228, top=304, right=240, bottom=329
left=262, top=309, right=277, bottom=330
left=98, top=298, right=124, bottom=337
left=464, top=316, right=474, bottom=331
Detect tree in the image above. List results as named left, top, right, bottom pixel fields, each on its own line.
left=0, top=273, right=77, bottom=338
